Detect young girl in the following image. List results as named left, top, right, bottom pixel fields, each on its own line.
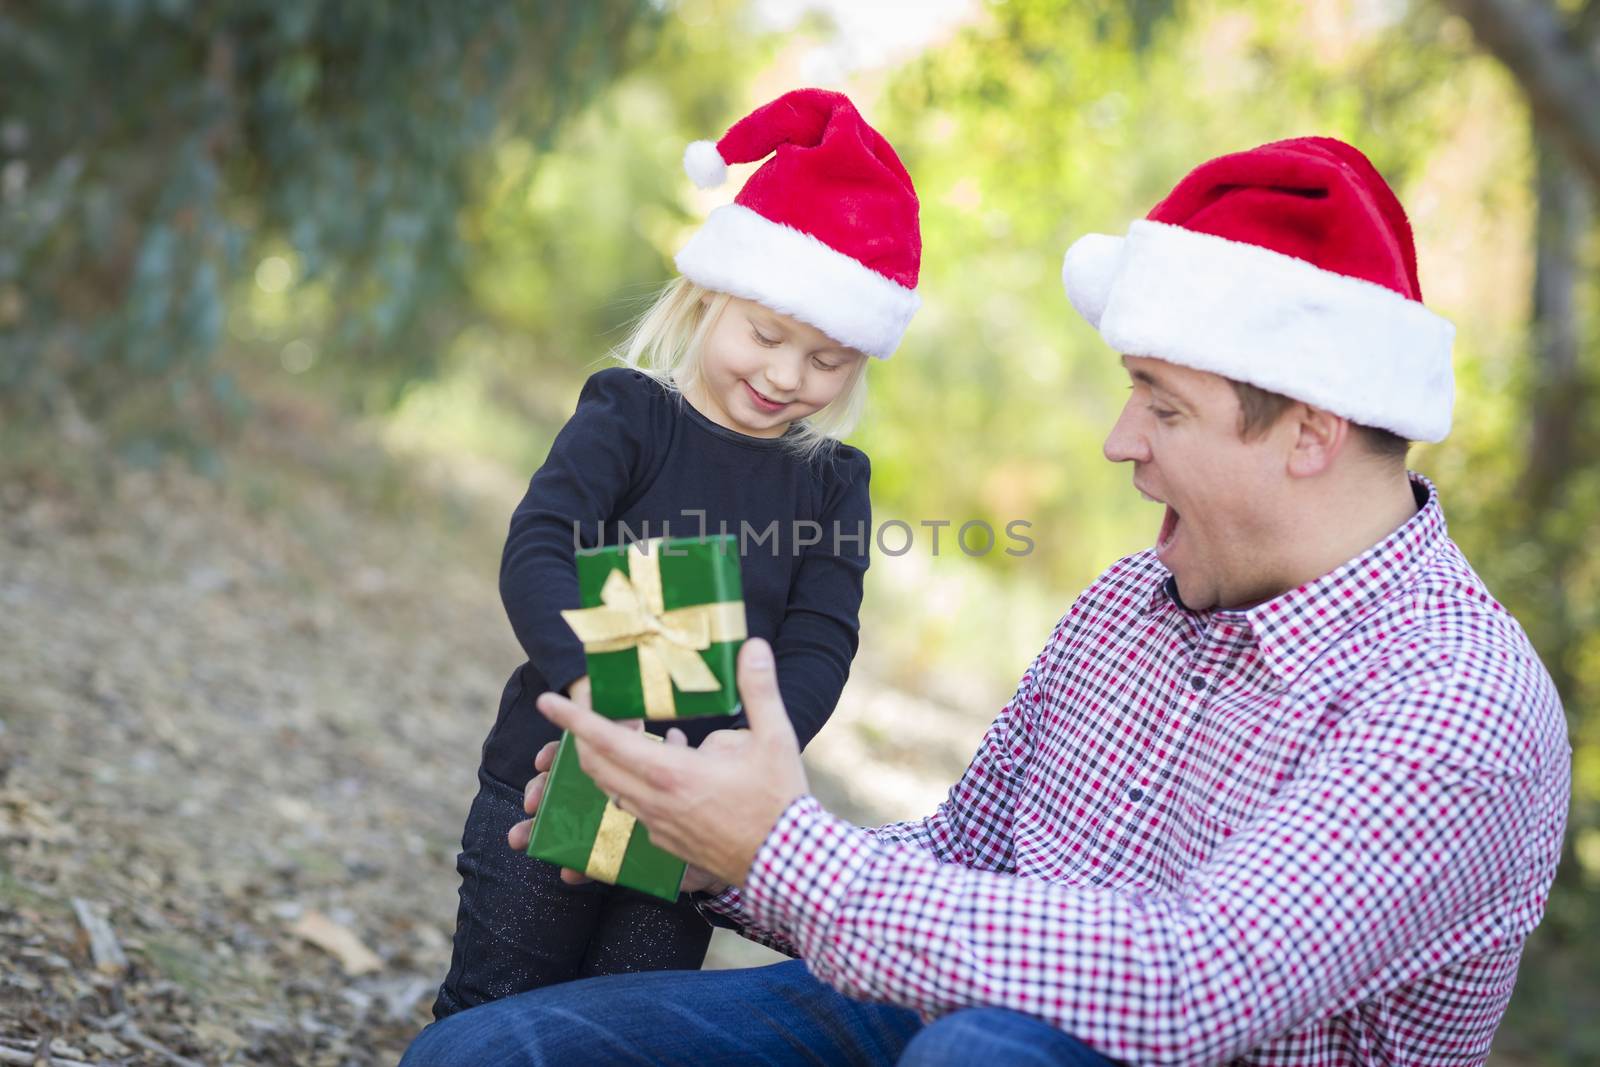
left=431, top=88, right=922, bottom=1018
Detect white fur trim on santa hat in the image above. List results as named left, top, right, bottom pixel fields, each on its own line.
left=1062, top=220, right=1456, bottom=442
left=675, top=204, right=920, bottom=360
left=683, top=140, right=728, bottom=190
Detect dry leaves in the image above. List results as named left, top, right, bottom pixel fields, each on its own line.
left=287, top=912, right=383, bottom=977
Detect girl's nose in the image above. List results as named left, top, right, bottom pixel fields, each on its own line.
left=764, top=356, right=802, bottom=394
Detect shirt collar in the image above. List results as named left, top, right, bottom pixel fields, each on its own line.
left=1144, top=574, right=1182, bottom=616
left=1143, top=475, right=1447, bottom=684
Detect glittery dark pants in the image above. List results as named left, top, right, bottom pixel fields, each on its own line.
left=431, top=768, right=713, bottom=1020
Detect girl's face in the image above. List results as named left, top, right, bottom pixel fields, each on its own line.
left=685, top=295, right=865, bottom=439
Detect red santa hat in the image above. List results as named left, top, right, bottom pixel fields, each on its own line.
left=1062, top=137, right=1455, bottom=442
left=674, top=88, right=921, bottom=360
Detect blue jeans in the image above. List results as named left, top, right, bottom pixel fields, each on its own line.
left=400, top=958, right=1118, bottom=1066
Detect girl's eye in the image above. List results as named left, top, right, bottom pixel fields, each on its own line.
left=751, top=328, right=780, bottom=348
left=813, top=357, right=843, bottom=372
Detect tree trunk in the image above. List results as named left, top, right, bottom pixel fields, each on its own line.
left=1443, top=0, right=1600, bottom=188
left=1523, top=133, right=1588, bottom=515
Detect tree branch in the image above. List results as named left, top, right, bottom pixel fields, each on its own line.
left=1522, top=132, right=1589, bottom=514
left=1443, top=0, right=1600, bottom=190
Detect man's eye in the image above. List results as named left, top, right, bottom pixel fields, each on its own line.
left=1148, top=405, right=1178, bottom=420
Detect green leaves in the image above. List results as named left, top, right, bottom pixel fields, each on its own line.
left=2, top=0, right=656, bottom=418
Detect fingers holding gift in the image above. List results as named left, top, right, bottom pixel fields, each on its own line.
left=535, top=689, right=650, bottom=743
left=523, top=771, right=548, bottom=816
left=506, top=770, right=549, bottom=848
left=566, top=737, right=695, bottom=851
left=575, top=736, right=678, bottom=813
left=533, top=739, right=561, bottom=775
left=538, top=692, right=690, bottom=787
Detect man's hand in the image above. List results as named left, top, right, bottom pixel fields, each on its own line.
left=525, top=638, right=808, bottom=887
left=505, top=720, right=749, bottom=895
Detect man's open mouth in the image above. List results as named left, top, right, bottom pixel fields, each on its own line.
left=1157, top=504, right=1180, bottom=551
left=1135, top=483, right=1181, bottom=553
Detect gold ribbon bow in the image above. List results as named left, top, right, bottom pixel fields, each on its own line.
left=560, top=539, right=746, bottom=719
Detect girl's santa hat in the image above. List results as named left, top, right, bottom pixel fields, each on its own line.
left=675, top=89, right=921, bottom=360
left=1062, top=137, right=1455, bottom=442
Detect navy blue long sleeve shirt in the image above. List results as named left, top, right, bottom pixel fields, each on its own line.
left=480, top=367, right=871, bottom=787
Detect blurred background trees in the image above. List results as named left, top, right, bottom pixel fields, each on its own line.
left=2, top=0, right=660, bottom=447
left=1430, top=3, right=1600, bottom=1056
left=3, top=0, right=1596, bottom=1060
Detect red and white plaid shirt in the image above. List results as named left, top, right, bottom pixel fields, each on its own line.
left=706, top=477, right=1570, bottom=1066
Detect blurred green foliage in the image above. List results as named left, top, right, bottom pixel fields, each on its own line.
left=378, top=0, right=780, bottom=472
left=0, top=0, right=657, bottom=428
left=868, top=0, right=1496, bottom=594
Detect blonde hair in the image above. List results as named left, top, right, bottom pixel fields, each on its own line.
left=614, top=276, right=869, bottom=461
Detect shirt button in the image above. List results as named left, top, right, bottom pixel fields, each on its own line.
left=1128, top=787, right=1144, bottom=802
left=1190, top=675, right=1207, bottom=691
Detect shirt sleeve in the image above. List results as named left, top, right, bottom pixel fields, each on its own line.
left=734, top=666, right=1559, bottom=1067
left=696, top=641, right=1051, bottom=949
left=499, top=368, right=659, bottom=695
left=763, top=447, right=872, bottom=750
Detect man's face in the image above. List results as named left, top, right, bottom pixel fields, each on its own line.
left=1103, top=356, right=1291, bottom=611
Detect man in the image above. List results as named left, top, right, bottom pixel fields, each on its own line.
left=402, top=138, right=1570, bottom=1066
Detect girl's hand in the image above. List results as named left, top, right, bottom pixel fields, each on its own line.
left=505, top=739, right=564, bottom=861
left=567, top=675, right=593, bottom=710
left=507, top=674, right=598, bottom=885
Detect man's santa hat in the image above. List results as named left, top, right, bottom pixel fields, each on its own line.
left=1062, top=137, right=1455, bottom=442
left=675, top=88, right=921, bottom=360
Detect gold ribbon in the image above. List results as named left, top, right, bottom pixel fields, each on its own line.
left=583, top=734, right=663, bottom=883
left=586, top=798, right=636, bottom=883
left=561, top=539, right=746, bottom=719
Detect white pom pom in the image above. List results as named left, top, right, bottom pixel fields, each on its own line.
left=683, top=140, right=727, bottom=190
left=1061, top=234, right=1126, bottom=329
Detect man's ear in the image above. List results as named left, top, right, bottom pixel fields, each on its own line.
left=1286, top=404, right=1349, bottom=478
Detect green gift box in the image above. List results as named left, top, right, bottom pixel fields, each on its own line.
left=561, top=534, right=746, bottom=721
left=526, top=731, right=686, bottom=901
